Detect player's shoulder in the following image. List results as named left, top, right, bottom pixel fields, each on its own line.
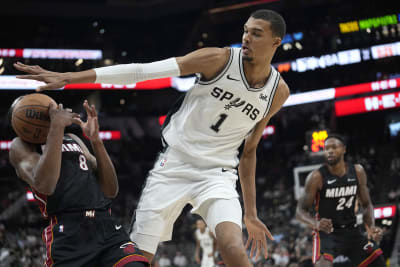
left=197, top=47, right=231, bottom=63
left=277, top=76, right=290, bottom=94
left=353, top=163, right=365, bottom=172
left=305, top=169, right=323, bottom=186
left=310, top=169, right=323, bottom=179
left=9, top=137, right=37, bottom=166
left=9, top=137, right=35, bottom=154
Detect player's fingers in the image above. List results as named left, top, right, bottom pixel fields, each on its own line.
left=49, top=102, right=57, bottom=111
left=250, top=240, right=257, bottom=258
left=16, top=74, right=41, bottom=80
left=260, top=236, right=268, bottom=258
left=255, top=240, right=261, bottom=260
left=14, top=63, right=38, bottom=74
left=58, top=103, right=63, bottom=110
left=245, top=237, right=252, bottom=250
left=263, top=226, right=274, bottom=240
left=83, top=101, right=91, bottom=115
left=91, top=104, right=97, bottom=117
left=72, top=118, right=83, bottom=126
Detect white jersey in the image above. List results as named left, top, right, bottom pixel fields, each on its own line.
left=162, top=47, right=280, bottom=168
left=196, top=228, right=214, bottom=255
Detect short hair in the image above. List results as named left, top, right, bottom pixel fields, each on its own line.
left=250, top=9, right=286, bottom=39
left=325, top=133, right=346, bottom=146
left=7, top=96, right=24, bottom=126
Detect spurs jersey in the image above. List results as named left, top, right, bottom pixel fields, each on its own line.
left=162, top=47, right=280, bottom=168
left=33, top=135, right=111, bottom=218
left=196, top=228, right=214, bottom=255
left=316, top=164, right=359, bottom=228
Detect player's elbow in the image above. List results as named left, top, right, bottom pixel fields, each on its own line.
left=103, top=185, right=119, bottom=199
left=32, top=178, right=56, bottom=196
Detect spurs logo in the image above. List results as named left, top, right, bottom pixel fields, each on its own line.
left=259, top=93, right=268, bottom=101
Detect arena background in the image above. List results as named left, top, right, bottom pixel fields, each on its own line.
left=1, top=0, right=400, bottom=266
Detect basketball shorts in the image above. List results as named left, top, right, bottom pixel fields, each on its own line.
left=130, top=147, right=242, bottom=254
left=312, top=226, right=383, bottom=266
left=43, top=210, right=149, bottom=267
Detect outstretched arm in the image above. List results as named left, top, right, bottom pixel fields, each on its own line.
left=239, top=78, right=289, bottom=259
left=14, top=47, right=230, bottom=91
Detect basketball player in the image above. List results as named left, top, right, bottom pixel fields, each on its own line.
left=14, top=9, right=290, bottom=267
left=195, top=219, right=216, bottom=267
left=296, top=134, right=386, bottom=267
left=8, top=97, right=149, bottom=267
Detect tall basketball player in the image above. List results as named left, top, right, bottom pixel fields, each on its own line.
left=8, top=97, right=149, bottom=267
left=195, top=219, right=216, bottom=267
left=296, top=134, right=386, bottom=267
left=14, top=9, right=290, bottom=267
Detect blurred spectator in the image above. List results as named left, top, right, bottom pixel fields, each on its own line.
left=173, top=250, right=188, bottom=267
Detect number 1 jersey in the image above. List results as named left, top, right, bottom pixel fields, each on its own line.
left=161, top=47, right=280, bottom=168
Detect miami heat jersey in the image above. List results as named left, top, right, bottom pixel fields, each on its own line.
left=196, top=228, right=214, bottom=255
left=33, top=135, right=111, bottom=217
left=316, top=164, right=359, bottom=228
left=161, top=47, right=280, bottom=168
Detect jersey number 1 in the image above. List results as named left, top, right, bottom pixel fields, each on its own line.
left=210, top=114, right=228, bottom=133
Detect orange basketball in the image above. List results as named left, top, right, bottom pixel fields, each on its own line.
left=11, top=93, right=57, bottom=144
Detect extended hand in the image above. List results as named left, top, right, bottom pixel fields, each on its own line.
left=366, top=225, right=383, bottom=243
left=315, top=218, right=333, bottom=234
left=76, top=100, right=100, bottom=141
left=49, top=103, right=80, bottom=128
left=14, top=62, right=69, bottom=91
left=244, top=215, right=274, bottom=260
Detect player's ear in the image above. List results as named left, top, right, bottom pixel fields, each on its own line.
left=272, top=37, right=281, bottom=48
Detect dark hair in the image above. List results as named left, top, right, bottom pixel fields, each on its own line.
left=250, top=9, right=286, bottom=39
left=325, top=133, right=347, bottom=146
left=7, top=96, right=24, bottom=126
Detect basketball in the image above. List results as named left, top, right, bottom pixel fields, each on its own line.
left=11, top=93, right=57, bottom=144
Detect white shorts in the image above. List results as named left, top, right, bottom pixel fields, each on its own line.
left=130, top=148, right=242, bottom=254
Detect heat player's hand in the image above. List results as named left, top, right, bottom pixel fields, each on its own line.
left=244, top=215, right=274, bottom=260
left=366, top=225, right=383, bottom=243
left=316, top=218, right=333, bottom=234
left=14, top=62, right=68, bottom=91
left=76, top=100, right=100, bottom=141
left=49, top=103, right=80, bottom=128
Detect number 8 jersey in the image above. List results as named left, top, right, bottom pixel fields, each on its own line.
left=161, top=47, right=280, bottom=169
left=32, top=135, right=111, bottom=218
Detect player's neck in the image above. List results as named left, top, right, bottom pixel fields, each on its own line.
left=242, top=59, right=272, bottom=88
left=327, top=161, right=347, bottom=177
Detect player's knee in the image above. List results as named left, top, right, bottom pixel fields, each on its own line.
left=218, top=239, right=246, bottom=258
